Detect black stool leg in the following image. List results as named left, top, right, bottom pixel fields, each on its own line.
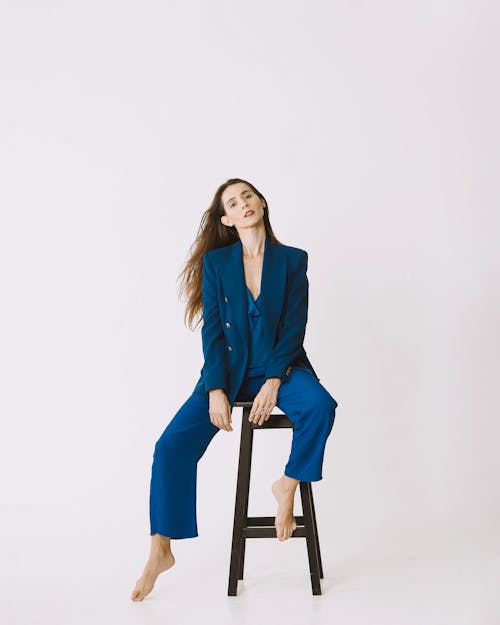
left=237, top=408, right=252, bottom=580
left=228, top=406, right=253, bottom=596
left=299, top=481, right=322, bottom=595
left=309, top=483, right=324, bottom=579
left=237, top=536, right=246, bottom=580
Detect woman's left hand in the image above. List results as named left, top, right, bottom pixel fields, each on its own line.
left=248, top=378, right=281, bottom=426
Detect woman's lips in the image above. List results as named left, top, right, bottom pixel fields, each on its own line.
left=244, top=210, right=254, bottom=217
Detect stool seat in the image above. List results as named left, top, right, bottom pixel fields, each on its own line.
left=228, top=401, right=324, bottom=595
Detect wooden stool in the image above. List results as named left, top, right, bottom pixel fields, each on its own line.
left=227, top=400, right=324, bottom=596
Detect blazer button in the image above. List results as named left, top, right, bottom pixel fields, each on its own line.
left=224, top=296, right=228, bottom=303
left=228, top=345, right=232, bottom=351
left=225, top=322, right=230, bottom=328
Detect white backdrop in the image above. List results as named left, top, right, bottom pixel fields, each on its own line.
left=1, top=1, right=498, bottom=624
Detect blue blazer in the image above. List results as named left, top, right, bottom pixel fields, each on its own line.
left=193, top=232, right=320, bottom=407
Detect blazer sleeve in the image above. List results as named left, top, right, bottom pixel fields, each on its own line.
left=200, top=252, right=229, bottom=394
left=264, top=250, right=309, bottom=383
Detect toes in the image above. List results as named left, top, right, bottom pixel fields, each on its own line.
left=275, top=518, right=297, bottom=541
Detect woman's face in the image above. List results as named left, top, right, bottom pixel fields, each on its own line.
left=220, top=182, right=265, bottom=230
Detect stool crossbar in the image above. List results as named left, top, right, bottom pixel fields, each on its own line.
left=227, top=401, right=324, bottom=596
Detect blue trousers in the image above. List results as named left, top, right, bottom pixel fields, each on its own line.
left=149, top=366, right=338, bottom=539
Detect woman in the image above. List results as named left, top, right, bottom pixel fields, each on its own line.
left=131, top=178, right=338, bottom=601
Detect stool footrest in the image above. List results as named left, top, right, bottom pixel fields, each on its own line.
left=246, top=515, right=305, bottom=525
left=241, top=516, right=307, bottom=538
left=242, top=526, right=307, bottom=538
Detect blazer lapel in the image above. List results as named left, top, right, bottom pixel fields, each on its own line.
left=220, top=233, right=287, bottom=352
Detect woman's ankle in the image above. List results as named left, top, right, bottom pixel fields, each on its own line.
left=151, top=533, right=172, bottom=553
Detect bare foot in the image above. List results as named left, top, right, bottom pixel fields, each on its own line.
left=131, top=537, right=176, bottom=601
left=271, top=475, right=298, bottom=541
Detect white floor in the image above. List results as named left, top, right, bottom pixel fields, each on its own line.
left=2, top=524, right=498, bottom=625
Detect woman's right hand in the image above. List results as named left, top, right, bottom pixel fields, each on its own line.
left=208, top=389, right=233, bottom=431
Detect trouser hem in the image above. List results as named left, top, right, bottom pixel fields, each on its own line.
left=284, top=471, right=323, bottom=482
left=150, top=529, right=199, bottom=540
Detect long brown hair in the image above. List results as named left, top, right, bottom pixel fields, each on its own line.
left=178, top=178, right=282, bottom=331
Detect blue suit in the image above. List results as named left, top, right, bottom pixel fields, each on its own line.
left=193, top=233, right=320, bottom=406
left=149, top=233, right=338, bottom=539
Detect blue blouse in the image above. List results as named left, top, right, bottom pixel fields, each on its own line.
left=245, top=285, right=271, bottom=375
